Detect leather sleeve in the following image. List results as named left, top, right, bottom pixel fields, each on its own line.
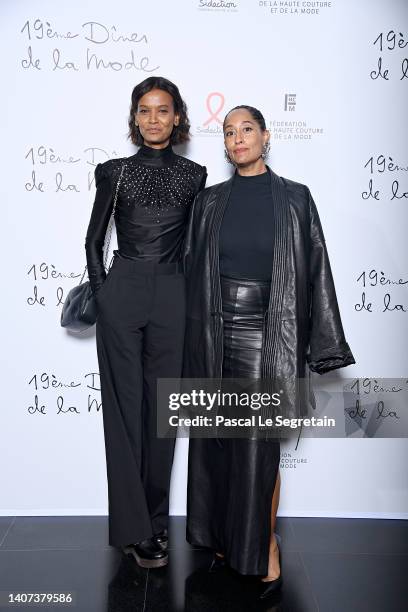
left=182, top=168, right=207, bottom=276
left=306, top=188, right=356, bottom=374
left=84, top=163, right=113, bottom=295
left=198, top=166, right=207, bottom=193
left=182, top=188, right=206, bottom=278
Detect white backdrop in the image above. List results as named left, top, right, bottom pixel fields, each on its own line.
left=1, top=0, right=407, bottom=519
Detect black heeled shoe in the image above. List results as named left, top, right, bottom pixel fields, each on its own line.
left=259, top=533, right=283, bottom=599
left=208, top=553, right=227, bottom=573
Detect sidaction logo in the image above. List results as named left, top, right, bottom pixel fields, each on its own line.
left=196, top=92, right=225, bottom=136
left=198, top=0, right=238, bottom=11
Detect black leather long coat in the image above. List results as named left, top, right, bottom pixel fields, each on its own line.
left=182, top=167, right=355, bottom=417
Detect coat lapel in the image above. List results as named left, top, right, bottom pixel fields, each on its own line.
left=208, top=175, right=234, bottom=376
left=262, top=168, right=290, bottom=378
left=208, top=175, right=234, bottom=313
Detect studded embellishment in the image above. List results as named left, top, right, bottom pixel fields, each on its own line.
left=109, top=157, right=200, bottom=214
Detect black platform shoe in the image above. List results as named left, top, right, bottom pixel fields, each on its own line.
left=208, top=553, right=227, bottom=573
left=153, top=529, right=168, bottom=550
left=259, top=533, right=283, bottom=599
left=122, top=537, right=168, bottom=568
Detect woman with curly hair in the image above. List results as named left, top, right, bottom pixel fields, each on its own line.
left=85, top=76, right=206, bottom=568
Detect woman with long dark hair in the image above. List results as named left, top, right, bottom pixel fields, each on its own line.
left=183, top=104, right=354, bottom=598
left=85, top=76, right=206, bottom=568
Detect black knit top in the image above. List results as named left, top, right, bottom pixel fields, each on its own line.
left=219, top=170, right=275, bottom=280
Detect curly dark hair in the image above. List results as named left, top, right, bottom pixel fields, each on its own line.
left=128, top=76, right=191, bottom=146
left=223, top=105, right=267, bottom=132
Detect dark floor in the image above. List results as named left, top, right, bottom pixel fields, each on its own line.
left=0, top=516, right=407, bottom=611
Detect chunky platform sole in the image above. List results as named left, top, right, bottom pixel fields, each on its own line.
left=122, top=546, right=169, bottom=568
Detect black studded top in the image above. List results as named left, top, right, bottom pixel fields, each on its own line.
left=85, top=144, right=207, bottom=294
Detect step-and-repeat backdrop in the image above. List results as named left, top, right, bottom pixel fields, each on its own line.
left=2, top=0, right=407, bottom=518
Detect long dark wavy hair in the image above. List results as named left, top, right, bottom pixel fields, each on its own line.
left=128, top=76, right=191, bottom=146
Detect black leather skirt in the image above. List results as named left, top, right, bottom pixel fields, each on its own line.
left=221, top=275, right=270, bottom=378
left=187, top=276, right=281, bottom=576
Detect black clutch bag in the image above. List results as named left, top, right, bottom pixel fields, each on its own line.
left=60, top=280, right=97, bottom=332
left=60, top=163, right=125, bottom=333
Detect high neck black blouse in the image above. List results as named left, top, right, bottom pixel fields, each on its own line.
left=219, top=170, right=275, bottom=280
left=85, top=144, right=207, bottom=294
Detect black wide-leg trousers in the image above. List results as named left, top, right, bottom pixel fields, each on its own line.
left=95, top=252, right=185, bottom=547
